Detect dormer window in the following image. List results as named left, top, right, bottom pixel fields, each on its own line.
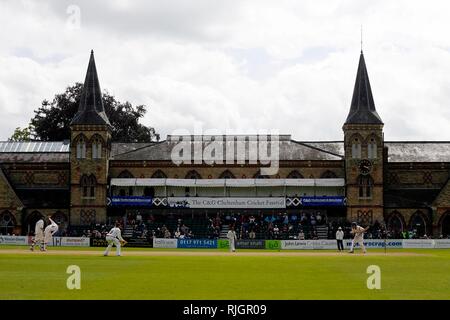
left=76, top=137, right=86, bottom=159
left=352, top=138, right=362, bottom=159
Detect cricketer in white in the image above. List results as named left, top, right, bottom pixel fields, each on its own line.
left=349, top=222, right=369, bottom=254
left=43, top=217, right=59, bottom=251
left=227, top=227, right=237, bottom=252
left=104, top=223, right=125, bottom=256
left=30, top=217, right=45, bottom=251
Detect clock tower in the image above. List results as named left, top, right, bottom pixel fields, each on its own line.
left=343, top=51, right=384, bottom=226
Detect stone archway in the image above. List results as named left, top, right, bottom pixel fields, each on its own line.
left=25, top=211, right=44, bottom=235
left=439, top=211, right=450, bottom=238
left=409, top=211, right=429, bottom=237
left=0, top=211, right=17, bottom=235
left=386, top=211, right=405, bottom=238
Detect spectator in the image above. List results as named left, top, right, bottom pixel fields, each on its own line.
left=273, top=225, right=280, bottom=239
left=298, top=229, right=305, bottom=240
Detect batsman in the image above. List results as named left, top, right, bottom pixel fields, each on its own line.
left=349, top=222, right=369, bottom=254
left=104, top=223, right=127, bottom=256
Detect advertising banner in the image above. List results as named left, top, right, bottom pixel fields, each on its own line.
left=433, top=239, right=450, bottom=249
left=0, top=235, right=28, bottom=245
left=235, top=239, right=265, bottom=249
left=177, top=239, right=218, bottom=249
left=107, top=196, right=153, bottom=207
left=402, top=239, right=434, bottom=249
left=265, top=240, right=281, bottom=250
left=153, top=238, right=178, bottom=249
left=281, top=240, right=337, bottom=250
left=217, top=239, right=230, bottom=249
left=168, top=197, right=286, bottom=209
left=91, top=238, right=109, bottom=247
left=344, top=239, right=403, bottom=249
left=52, top=237, right=90, bottom=247
left=299, top=196, right=346, bottom=207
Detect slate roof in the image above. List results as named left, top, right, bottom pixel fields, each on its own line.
left=345, top=51, right=383, bottom=125
left=70, top=50, right=111, bottom=126
left=384, top=189, right=440, bottom=208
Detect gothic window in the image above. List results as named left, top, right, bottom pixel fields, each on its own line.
left=92, top=137, right=102, bottom=159
left=151, top=170, right=167, bottom=179
left=368, top=137, right=377, bottom=159
left=358, top=175, right=373, bottom=199
left=81, top=175, right=96, bottom=199
left=287, top=170, right=304, bottom=179
left=185, top=170, right=202, bottom=179
left=320, top=170, right=337, bottom=178
left=219, top=170, right=235, bottom=179
left=0, top=211, right=16, bottom=235
left=118, top=170, right=134, bottom=178
left=76, top=136, right=86, bottom=159
left=352, top=137, right=362, bottom=159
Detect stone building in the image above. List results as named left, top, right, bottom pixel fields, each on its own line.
left=0, top=50, right=449, bottom=237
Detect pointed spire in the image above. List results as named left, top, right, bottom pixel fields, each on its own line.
left=345, top=51, right=383, bottom=125
left=70, top=50, right=111, bottom=126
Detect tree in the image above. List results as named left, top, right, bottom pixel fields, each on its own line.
left=19, top=83, right=159, bottom=142
left=9, top=126, right=33, bottom=141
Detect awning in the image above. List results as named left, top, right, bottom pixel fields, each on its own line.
left=110, top=178, right=345, bottom=187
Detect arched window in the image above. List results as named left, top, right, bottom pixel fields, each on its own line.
left=320, top=170, right=337, bottom=178
left=287, top=170, right=304, bottom=179
left=76, top=136, right=86, bottom=159
left=387, top=211, right=404, bottom=235
left=185, top=170, right=202, bottom=179
left=368, top=137, right=377, bottom=159
left=357, top=175, right=373, bottom=199
left=0, top=211, right=16, bottom=235
left=92, top=137, right=102, bottom=159
left=151, top=170, right=167, bottom=179
left=409, top=211, right=428, bottom=237
left=352, top=137, right=362, bottom=159
left=219, top=170, right=235, bottom=179
left=118, top=170, right=134, bottom=178
left=81, top=175, right=96, bottom=199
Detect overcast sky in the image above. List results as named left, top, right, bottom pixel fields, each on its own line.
left=0, top=0, right=450, bottom=142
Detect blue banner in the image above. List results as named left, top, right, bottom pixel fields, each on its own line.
left=299, top=196, right=346, bottom=207
left=177, top=239, right=218, bottom=249
left=107, top=196, right=153, bottom=207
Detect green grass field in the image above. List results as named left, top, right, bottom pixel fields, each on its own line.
left=1, top=246, right=450, bottom=300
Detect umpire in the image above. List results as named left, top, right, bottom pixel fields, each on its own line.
left=336, top=227, right=344, bottom=251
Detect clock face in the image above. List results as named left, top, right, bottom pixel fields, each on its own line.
left=358, top=159, right=372, bottom=175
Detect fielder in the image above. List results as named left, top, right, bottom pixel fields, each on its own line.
left=227, top=227, right=237, bottom=252
left=104, top=223, right=127, bottom=256
left=349, top=222, right=369, bottom=254
left=43, top=217, right=59, bottom=251
left=30, top=217, right=45, bottom=251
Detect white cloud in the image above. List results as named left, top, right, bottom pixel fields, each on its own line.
left=0, top=0, right=449, bottom=142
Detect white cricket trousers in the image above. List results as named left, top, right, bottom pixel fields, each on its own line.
left=229, top=239, right=236, bottom=252
left=104, top=236, right=121, bottom=256
left=350, top=237, right=366, bottom=253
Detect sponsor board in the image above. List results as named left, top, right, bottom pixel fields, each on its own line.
left=235, top=239, right=265, bottom=249
left=265, top=240, right=281, bottom=250
left=299, top=196, right=346, bottom=207
left=168, top=197, right=286, bottom=209
left=217, top=239, right=229, bottom=249
left=108, top=196, right=153, bottom=207
left=402, top=239, right=434, bottom=249
left=344, top=239, right=403, bottom=249
left=91, top=238, right=109, bottom=247
left=153, top=238, right=178, bottom=249
left=281, top=240, right=337, bottom=250
left=177, top=239, right=217, bottom=249
left=0, top=235, right=28, bottom=245
left=433, top=239, right=450, bottom=249
left=53, top=237, right=90, bottom=247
